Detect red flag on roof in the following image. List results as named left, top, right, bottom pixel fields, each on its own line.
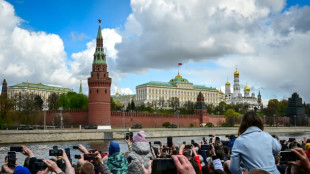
left=178, top=63, right=182, bottom=66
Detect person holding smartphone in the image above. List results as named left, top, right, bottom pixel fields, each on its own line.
left=229, top=112, right=281, bottom=174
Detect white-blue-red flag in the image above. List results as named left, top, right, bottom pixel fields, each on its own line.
left=178, top=63, right=182, bottom=66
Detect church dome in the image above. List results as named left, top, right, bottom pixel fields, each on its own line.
left=225, top=81, right=230, bottom=85
left=234, top=70, right=239, bottom=76
left=244, top=84, right=250, bottom=91
left=169, top=73, right=189, bottom=83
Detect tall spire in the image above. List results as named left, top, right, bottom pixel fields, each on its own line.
left=79, top=80, right=83, bottom=94
left=93, top=19, right=106, bottom=65
left=97, top=19, right=102, bottom=39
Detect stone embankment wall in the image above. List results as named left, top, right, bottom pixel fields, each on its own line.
left=0, top=127, right=309, bottom=144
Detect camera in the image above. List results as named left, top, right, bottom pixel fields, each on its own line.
left=225, top=135, right=230, bottom=138
left=201, top=145, right=211, bottom=151
left=49, top=147, right=62, bottom=156
left=154, top=141, right=161, bottom=145
left=8, top=152, right=16, bottom=167
left=279, top=151, right=299, bottom=164
left=35, top=159, right=47, bottom=171
left=65, top=148, right=71, bottom=158
left=289, top=138, right=296, bottom=142
left=10, top=146, right=23, bottom=152
left=215, top=137, right=220, bottom=141
left=73, top=146, right=79, bottom=149
left=125, top=133, right=130, bottom=140
left=152, top=159, right=177, bottom=174
left=84, top=153, right=97, bottom=160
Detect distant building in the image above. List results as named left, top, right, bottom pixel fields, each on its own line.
left=224, top=67, right=262, bottom=110
left=135, top=73, right=223, bottom=109
left=286, top=92, right=306, bottom=126
left=0, top=79, right=8, bottom=111
left=8, top=82, right=72, bottom=109
left=111, top=91, right=135, bottom=108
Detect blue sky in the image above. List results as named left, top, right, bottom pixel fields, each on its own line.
left=1, top=0, right=310, bottom=105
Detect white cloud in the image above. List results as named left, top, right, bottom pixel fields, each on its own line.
left=113, top=86, right=133, bottom=95
left=70, top=32, right=89, bottom=41
left=0, top=0, right=77, bottom=88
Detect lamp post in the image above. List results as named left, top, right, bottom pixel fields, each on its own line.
left=217, top=111, right=220, bottom=126
left=176, top=109, right=180, bottom=128
left=273, top=114, right=276, bottom=127
left=59, top=107, right=63, bottom=129
left=122, top=107, right=125, bottom=129
left=130, top=110, right=133, bottom=128
left=43, top=103, right=48, bottom=130
left=294, top=115, right=296, bottom=127
left=263, top=115, right=266, bottom=126
left=284, top=115, right=287, bottom=127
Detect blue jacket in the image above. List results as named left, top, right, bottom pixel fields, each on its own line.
left=229, top=126, right=281, bottom=174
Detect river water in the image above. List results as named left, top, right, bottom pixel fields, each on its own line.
left=1, top=131, right=310, bottom=167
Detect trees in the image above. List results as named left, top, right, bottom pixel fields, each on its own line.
left=34, top=95, right=43, bottom=110
left=20, top=93, right=35, bottom=124
left=224, top=109, right=241, bottom=127
left=169, top=97, right=180, bottom=111
left=57, top=92, right=88, bottom=110
left=48, top=92, right=59, bottom=110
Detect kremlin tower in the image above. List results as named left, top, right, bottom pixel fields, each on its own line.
left=88, top=20, right=112, bottom=129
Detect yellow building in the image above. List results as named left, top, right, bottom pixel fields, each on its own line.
left=135, top=73, right=223, bottom=109
left=8, top=82, right=72, bottom=109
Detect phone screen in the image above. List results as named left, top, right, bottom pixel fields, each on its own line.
left=10, top=147, right=23, bottom=152
left=201, top=145, right=211, bottom=150
left=152, top=159, right=177, bottom=174
left=167, top=137, right=173, bottom=147
left=126, top=133, right=130, bottom=140
left=8, top=152, right=16, bottom=167
left=280, top=151, right=299, bottom=163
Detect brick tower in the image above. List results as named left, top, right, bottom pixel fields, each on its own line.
left=88, top=20, right=112, bottom=129
left=194, top=92, right=209, bottom=125
left=0, top=79, right=8, bottom=111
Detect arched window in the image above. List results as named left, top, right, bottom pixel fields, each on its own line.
left=97, top=89, right=99, bottom=93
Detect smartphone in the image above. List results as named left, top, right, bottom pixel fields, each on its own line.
left=53, top=146, right=58, bottom=150
left=73, top=146, right=79, bottom=149
left=34, top=159, right=47, bottom=171
left=307, top=139, right=310, bottom=143
left=65, top=148, right=71, bottom=158
left=184, top=145, right=192, bottom=149
left=221, top=141, right=229, bottom=146
left=183, top=141, right=186, bottom=145
left=289, top=138, right=295, bottom=142
left=10, top=146, right=23, bottom=152
left=167, top=137, right=173, bottom=147
left=8, top=152, right=16, bottom=167
left=126, top=133, right=130, bottom=140
left=89, top=149, right=97, bottom=153
left=149, top=142, right=152, bottom=146
left=201, top=145, right=211, bottom=150
left=191, top=140, right=195, bottom=145
left=280, top=140, right=285, bottom=144
left=75, top=155, right=81, bottom=159
left=280, top=151, right=299, bottom=164
left=49, top=149, right=63, bottom=156
left=84, top=153, right=97, bottom=160
left=209, top=138, right=213, bottom=144
left=130, top=132, right=133, bottom=140
left=215, top=137, right=220, bottom=141
left=154, top=141, right=161, bottom=145
left=202, top=137, right=206, bottom=142
left=152, top=159, right=177, bottom=174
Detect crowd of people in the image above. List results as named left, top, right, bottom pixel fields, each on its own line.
left=1, top=111, right=310, bottom=174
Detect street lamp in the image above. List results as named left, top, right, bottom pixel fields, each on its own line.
left=130, top=110, right=133, bottom=128
left=294, top=115, right=296, bottom=127
left=59, top=107, right=63, bottom=129
left=217, top=111, right=220, bottom=126
left=284, top=115, right=287, bottom=127
left=273, top=114, right=276, bottom=127
left=263, top=115, right=266, bottom=126
left=122, top=107, right=125, bottom=129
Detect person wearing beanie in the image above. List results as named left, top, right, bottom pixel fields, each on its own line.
left=107, top=141, right=128, bottom=174
left=305, top=143, right=310, bottom=161
left=14, top=166, right=30, bottom=174
left=126, top=131, right=153, bottom=174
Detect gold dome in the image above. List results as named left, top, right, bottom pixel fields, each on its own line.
left=244, top=84, right=250, bottom=91
left=234, top=70, right=239, bottom=76
left=175, top=73, right=182, bottom=79
left=225, top=81, right=230, bottom=85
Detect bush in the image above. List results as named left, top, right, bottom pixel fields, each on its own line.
left=162, top=122, right=171, bottom=128
left=206, top=122, right=214, bottom=127
left=189, top=123, right=194, bottom=127
left=221, top=122, right=230, bottom=127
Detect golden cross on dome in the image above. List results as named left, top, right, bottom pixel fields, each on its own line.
left=98, top=19, right=102, bottom=24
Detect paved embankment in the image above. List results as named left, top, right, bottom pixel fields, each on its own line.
left=0, top=127, right=309, bottom=144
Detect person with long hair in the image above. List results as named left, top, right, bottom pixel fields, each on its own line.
left=229, top=111, right=281, bottom=174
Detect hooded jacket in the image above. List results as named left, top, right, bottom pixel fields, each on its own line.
left=126, top=142, right=153, bottom=174
left=107, top=152, right=128, bottom=174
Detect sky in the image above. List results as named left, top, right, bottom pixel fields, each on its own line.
left=0, top=0, right=310, bottom=106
